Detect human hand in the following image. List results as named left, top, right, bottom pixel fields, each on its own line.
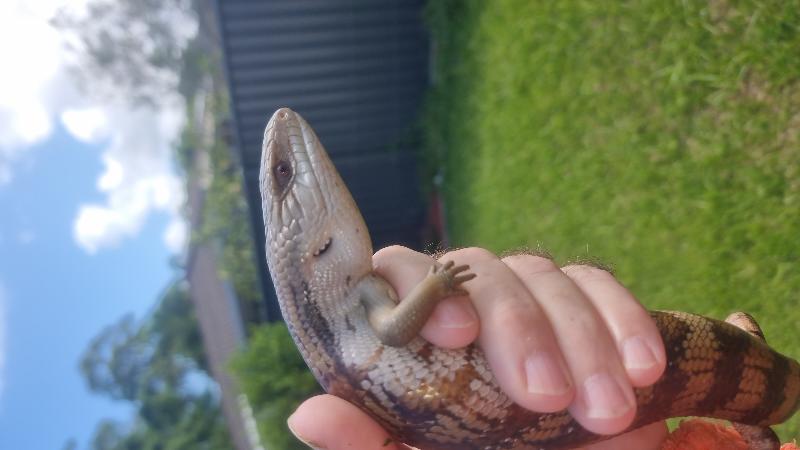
left=287, top=246, right=669, bottom=449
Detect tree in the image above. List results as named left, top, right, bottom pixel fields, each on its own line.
left=52, top=0, right=220, bottom=106
left=80, top=281, right=232, bottom=449
left=81, top=313, right=145, bottom=401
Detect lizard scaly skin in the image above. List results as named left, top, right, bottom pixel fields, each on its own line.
left=259, top=108, right=800, bottom=449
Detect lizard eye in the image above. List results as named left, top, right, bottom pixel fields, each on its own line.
left=273, top=160, right=293, bottom=189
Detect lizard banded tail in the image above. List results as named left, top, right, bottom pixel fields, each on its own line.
left=260, top=107, right=800, bottom=449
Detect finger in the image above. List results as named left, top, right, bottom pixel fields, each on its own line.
left=442, top=247, right=575, bottom=413
left=373, top=246, right=479, bottom=349
left=562, top=264, right=666, bottom=387
left=504, top=254, right=636, bottom=435
left=288, top=394, right=405, bottom=450
left=584, top=421, right=668, bottom=450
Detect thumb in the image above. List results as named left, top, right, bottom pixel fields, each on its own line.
left=288, top=394, right=407, bottom=450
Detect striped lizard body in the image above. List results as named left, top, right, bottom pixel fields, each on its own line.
left=259, top=108, right=800, bottom=449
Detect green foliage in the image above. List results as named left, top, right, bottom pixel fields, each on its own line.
left=172, top=79, right=263, bottom=321
left=81, top=281, right=232, bottom=449
left=90, top=393, right=232, bottom=450
left=52, top=0, right=195, bottom=106
left=230, top=323, right=321, bottom=450
left=199, top=96, right=265, bottom=322
left=149, top=280, right=209, bottom=372
left=82, top=282, right=204, bottom=400
left=425, top=0, right=800, bottom=440
left=174, top=85, right=263, bottom=323
left=52, top=0, right=220, bottom=107
left=63, top=0, right=248, bottom=447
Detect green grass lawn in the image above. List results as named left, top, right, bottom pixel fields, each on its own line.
left=424, top=0, right=800, bottom=440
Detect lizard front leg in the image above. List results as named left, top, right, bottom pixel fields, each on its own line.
left=358, top=261, right=475, bottom=347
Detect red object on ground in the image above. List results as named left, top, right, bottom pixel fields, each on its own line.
left=659, top=419, right=798, bottom=450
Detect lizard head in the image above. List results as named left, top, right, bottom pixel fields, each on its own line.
left=260, top=108, right=374, bottom=306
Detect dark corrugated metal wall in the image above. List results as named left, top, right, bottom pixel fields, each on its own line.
left=215, top=0, right=429, bottom=321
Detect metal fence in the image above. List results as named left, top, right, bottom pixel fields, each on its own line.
left=215, top=0, right=430, bottom=321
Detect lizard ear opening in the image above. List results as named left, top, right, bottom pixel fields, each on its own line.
left=313, top=237, right=332, bottom=257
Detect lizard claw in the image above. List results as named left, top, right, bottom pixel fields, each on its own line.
left=453, top=273, right=477, bottom=285
left=432, top=260, right=455, bottom=273
left=433, top=261, right=476, bottom=295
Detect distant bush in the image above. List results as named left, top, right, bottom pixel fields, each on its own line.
left=230, top=323, right=321, bottom=450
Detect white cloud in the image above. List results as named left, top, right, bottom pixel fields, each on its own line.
left=164, top=218, right=188, bottom=254
left=60, top=107, right=110, bottom=143
left=72, top=100, right=187, bottom=254
left=0, top=0, right=194, bottom=254
left=73, top=171, right=186, bottom=254
left=97, top=153, right=124, bottom=191
left=0, top=281, right=7, bottom=400
left=0, top=1, right=65, bottom=184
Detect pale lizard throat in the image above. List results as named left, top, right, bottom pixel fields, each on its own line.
left=260, top=107, right=800, bottom=450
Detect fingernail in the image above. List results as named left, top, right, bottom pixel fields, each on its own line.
left=581, top=372, right=634, bottom=419
left=622, top=336, right=658, bottom=371
left=525, top=353, right=572, bottom=396
left=287, top=413, right=326, bottom=449
left=433, top=300, right=477, bottom=329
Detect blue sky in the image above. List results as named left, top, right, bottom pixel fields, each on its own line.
left=0, top=2, right=194, bottom=448
left=0, top=126, right=179, bottom=448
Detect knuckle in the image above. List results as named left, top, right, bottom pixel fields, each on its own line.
left=490, top=297, right=543, bottom=333
left=563, top=308, right=604, bottom=337
left=503, top=254, right=560, bottom=275
left=500, top=246, right=554, bottom=260
left=562, top=264, right=615, bottom=284
left=374, top=244, right=413, bottom=259
left=618, top=307, right=657, bottom=331
left=604, top=306, right=656, bottom=342
left=445, top=246, right=498, bottom=263
left=494, top=298, right=530, bottom=319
